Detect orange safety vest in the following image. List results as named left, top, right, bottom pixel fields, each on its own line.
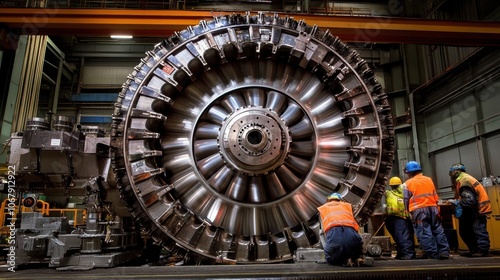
left=318, top=201, right=359, bottom=233
left=405, top=173, right=439, bottom=212
left=455, top=172, right=492, bottom=215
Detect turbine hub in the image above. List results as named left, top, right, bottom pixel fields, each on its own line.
left=219, top=106, right=291, bottom=176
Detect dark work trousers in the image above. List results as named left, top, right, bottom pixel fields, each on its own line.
left=411, top=206, right=450, bottom=259
left=459, top=214, right=490, bottom=254
left=323, top=226, right=363, bottom=266
left=385, top=215, right=416, bottom=259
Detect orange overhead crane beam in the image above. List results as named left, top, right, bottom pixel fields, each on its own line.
left=1, top=8, right=500, bottom=46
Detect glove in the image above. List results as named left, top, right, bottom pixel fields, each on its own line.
left=446, top=199, right=458, bottom=205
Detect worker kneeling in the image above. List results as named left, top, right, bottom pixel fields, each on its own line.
left=318, top=192, right=364, bottom=267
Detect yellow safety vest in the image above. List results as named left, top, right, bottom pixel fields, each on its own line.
left=385, top=185, right=409, bottom=218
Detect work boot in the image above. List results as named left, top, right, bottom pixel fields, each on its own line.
left=472, top=252, right=489, bottom=257
left=460, top=252, right=473, bottom=257
left=438, top=253, right=450, bottom=260
left=418, top=253, right=428, bottom=259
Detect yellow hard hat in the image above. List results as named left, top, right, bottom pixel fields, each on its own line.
left=389, top=176, right=402, bottom=186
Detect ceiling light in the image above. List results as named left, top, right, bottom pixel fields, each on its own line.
left=110, top=35, right=133, bottom=39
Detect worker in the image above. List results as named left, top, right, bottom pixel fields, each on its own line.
left=318, top=192, right=364, bottom=267
left=448, top=163, right=491, bottom=257
left=403, top=161, right=450, bottom=260
left=385, top=176, right=416, bottom=260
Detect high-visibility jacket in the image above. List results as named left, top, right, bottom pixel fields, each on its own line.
left=318, top=201, right=359, bottom=233
left=455, top=172, right=492, bottom=215
left=385, top=184, right=410, bottom=218
left=405, top=173, right=439, bottom=213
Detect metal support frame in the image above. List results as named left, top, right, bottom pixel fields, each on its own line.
left=1, top=8, right=500, bottom=46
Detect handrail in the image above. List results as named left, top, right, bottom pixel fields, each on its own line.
left=1, top=198, right=87, bottom=228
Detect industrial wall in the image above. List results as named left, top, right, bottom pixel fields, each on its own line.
left=416, top=49, right=500, bottom=193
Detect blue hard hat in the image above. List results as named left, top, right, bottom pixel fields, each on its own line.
left=405, top=161, right=422, bottom=172
left=327, top=192, right=343, bottom=201
left=450, top=163, right=466, bottom=172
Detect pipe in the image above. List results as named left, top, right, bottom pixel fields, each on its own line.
left=50, top=58, right=64, bottom=115
left=401, top=44, right=420, bottom=164
left=77, top=57, right=85, bottom=94
left=14, top=35, right=48, bottom=131
left=15, top=36, right=30, bottom=132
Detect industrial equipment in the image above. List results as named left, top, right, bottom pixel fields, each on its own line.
left=5, top=11, right=394, bottom=268
left=6, top=117, right=142, bottom=269
left=110, top=11, right=394, bottom=264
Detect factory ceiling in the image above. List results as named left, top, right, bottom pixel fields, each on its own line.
left=1, top=8, right=500, bottom=46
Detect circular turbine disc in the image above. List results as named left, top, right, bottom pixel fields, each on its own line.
left=111, top=12, right=394, bottom=264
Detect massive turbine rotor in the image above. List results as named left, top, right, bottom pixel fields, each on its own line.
left=111, top=12, right=394, bottom=264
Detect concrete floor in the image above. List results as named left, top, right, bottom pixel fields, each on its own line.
left=2, top=253, right=500, bottom=280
